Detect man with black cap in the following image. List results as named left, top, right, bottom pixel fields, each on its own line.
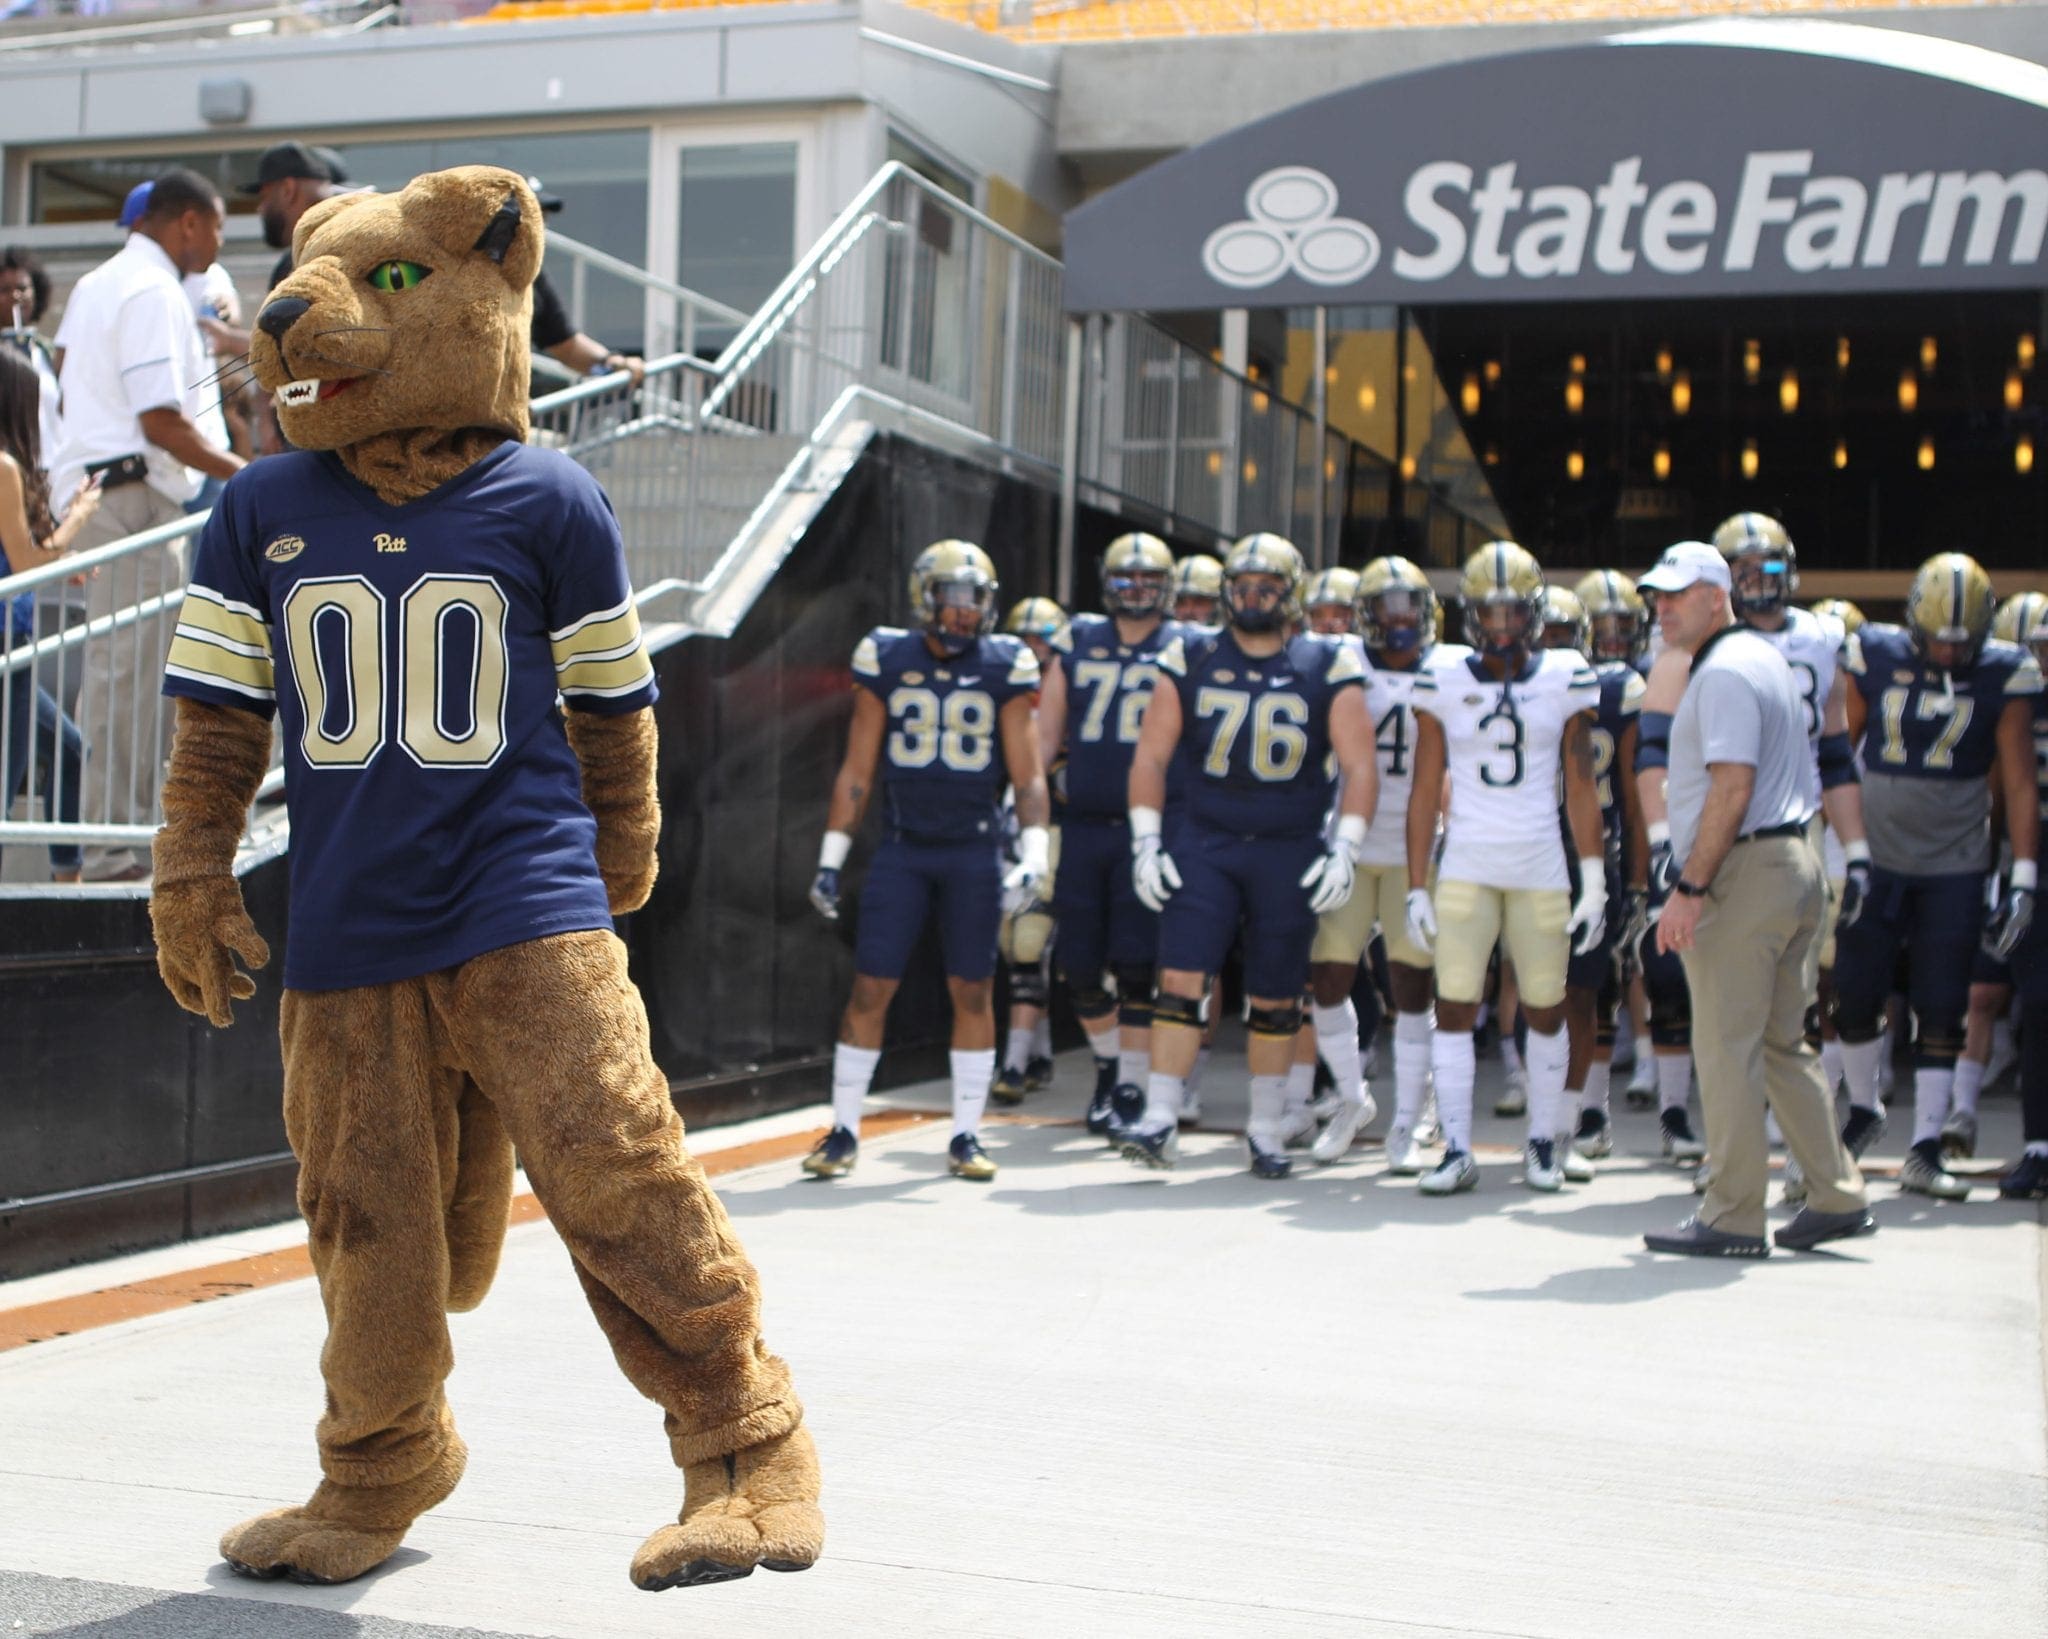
left=526, top=178, right=645, bottom=386
left=247, top=141, right=350, bottom=293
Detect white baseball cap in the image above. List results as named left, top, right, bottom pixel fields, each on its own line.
left=1639, top=540, right=1732, bottom=594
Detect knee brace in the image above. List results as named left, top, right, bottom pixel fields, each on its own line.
left=1914, top=1027, right=1964, bottom=1070
left=1594, top=958, right=1622, bottom=1049
left=1111, top=962, right=1155, bottom=1029
left=1150, top=990, right=1206, bottom=1032
left=1245, top=998, right=1305, bottom=1040
left=1063, top=972, right=1115, bottom=1019
left=1833, top=990, right=1883, bottom=1043
left=1642, top=949, right=1691, bottom=1048
left=1008, top=964, right=1050, bottom=1009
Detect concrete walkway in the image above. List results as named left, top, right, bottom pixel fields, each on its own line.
left=2, top=1050, right=2043, bottom=1638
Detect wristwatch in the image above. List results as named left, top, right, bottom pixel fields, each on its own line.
left=1675, top=878, right=1709, bottom=898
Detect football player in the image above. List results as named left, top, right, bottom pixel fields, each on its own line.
left=805, top=541, right=1050, bottom=1182
left=1554, top=577, right=1649, bottom=1170
left=1035, top=533, right=1180, bottom=1134
left=1119, top=533, right=1378, bottom=1177
left=1406, top=542, right=1606, bottom=1193
left=1303, top=567, right=1361, bottom=637
left=1995, top=592, right=2048, bottom=1199
left=1806, top=594, right=1868, bottom=1101
left=1833, top=553, right=2041, bottom=1200
left=1170, top=553, right=1224, bottom=625
left=1305, top=556, right=1460, bottom=1171
left=992, top=597, right=1069, bottom=1104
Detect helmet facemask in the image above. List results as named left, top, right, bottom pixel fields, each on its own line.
left=1224, top=570, right=1292, bottom=634
left=924, top=575, right=996, bottom=656
left=1729, top=551, right=1795, bottom=620
left=1363, top=587, right=1428, bottom=655
left=1104, top=568, right=1168, bottom=619
left=1466, top=593, right=1536, bottom=659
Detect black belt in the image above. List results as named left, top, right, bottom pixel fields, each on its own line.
left=1735, top=820, right=1806, bottom=844
left=86, top=454, right=149, bottom=489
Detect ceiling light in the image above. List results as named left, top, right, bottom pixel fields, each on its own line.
left=1740, top=439, right=1759, bottom=480
left=1898, top=370, right=1918, bottom=413
left=1779, top=369, right=1799, bottom=414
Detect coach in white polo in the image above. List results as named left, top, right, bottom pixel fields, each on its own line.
left=1638, top=541, right=1873, bottom=1258
left=50, top=167, right=244, bottom=880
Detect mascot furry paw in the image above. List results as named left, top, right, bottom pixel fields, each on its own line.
left=149, top=166, right=822, bottom=1590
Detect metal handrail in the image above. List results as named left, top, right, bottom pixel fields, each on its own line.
left=543, top=232, right=751, bottom=330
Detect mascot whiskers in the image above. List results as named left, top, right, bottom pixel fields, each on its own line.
left=149, top=165, right=823, bottom=1592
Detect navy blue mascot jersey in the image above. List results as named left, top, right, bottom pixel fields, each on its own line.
left=1157, top=628, right=1362, bottom=837
left=852, top=627, right=1039, bottom=843
left=163, top=443, right=657, bottom=992
left=1843, top=623, right=2043, bottom=873
left=1057, top=613, right=1182, bottom=817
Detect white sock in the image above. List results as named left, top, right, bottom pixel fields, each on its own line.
left=1525, top=1024, right=1570, bottom=1144
left=1911, top=1065, right=1955, bottom=1147
left=1987, top=1015, right=2018, bottom=1082
left=1187, top=1046, right=1210, bottom=1097
left=1840, top=1037, right=1884, bottom=1113
left=1657, top=1053, right=1692, bottom=1116
left=1500, top=1035, right=1524, bottom=1078
left=1433, top=1028, right=1476, bottom=1154
left=1086, top=1024, right=1120, bottom=1063
left=1612, top=1008, right=1636, bottom=1061
left=1285, top=1060, right=1315, bottom=1115
left=832, top=1042, right=881, bottom=1133
left=1394, top=1009, right=1433, bottom=1125
left=1118, top=1048, right=1149, bottom=1089
left=1820, top=1037, right=1845, bottom=1097
left=951, top=1048, right=994, bottom=1138
left=1876, top=1026, right=1896, bottom=1094
left=1952, top=1056, right=1987, bottom=1117
left=1628, top=1051, right=1658, bottom=1093
left=1142, top=1071, right=1184, bottom=1131
left=1765, top=1110, right=1783, bottom=1147
left=1584, top=1060, right=1611, bottom=1120
left=1248, top=1073, right=1288, bottom=1146
left=1313, top=1000, right=1366, bottom=1106
left=1003, top=1028, right=1031, bottom=1073
left=1031, top=1015, right=1052, bottom=1060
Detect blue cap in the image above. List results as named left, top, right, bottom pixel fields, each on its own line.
left=117, top=181, right=153, bottom=229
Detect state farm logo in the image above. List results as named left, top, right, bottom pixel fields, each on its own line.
left=1202, top=166, right=1380, bottom=289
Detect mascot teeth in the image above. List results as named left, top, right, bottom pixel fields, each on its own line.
left=278, top=379, right=321, bottom=408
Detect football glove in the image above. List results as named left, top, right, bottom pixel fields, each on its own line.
left=1567, top=861, right=1608, bottom=956
left=809, top=867, right=841, bottom=922
left=1617, top=887, right=1649, bottom=962
left=1301, top=816, right=1366, bottom=916
left=1837, top=841, right=1872, bottom=932
left=1404, top=887, right=1437, bottom=953
left=1002, top=825, right=1051, bottom=917
left=1986, top=861, right=2037, bottom=960
left=1646, top=821, right=1677, bottom=899
left=1133, top=835, right=1181, bottom=913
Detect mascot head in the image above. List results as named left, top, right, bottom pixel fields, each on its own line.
left=251, top=165, right=542, bottom=460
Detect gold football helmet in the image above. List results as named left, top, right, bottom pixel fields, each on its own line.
left=1713, top=511, right=1797, bottom=617
left=1459, top=540, right=1546, bottom=656
left=909, top=538, right=999, bottom=654
left=1809, top=597, right=1865, bottom=640
left=1573, top=569, right=1647, bottom=663
left=1004, top=595, right=1070, bottom=653
left=1303, top=566, right=1362, bottom=635
left=1904, top=552, right=1997, bottom=663
left=1100, top=531, right=1175, bottom=618
left=1221, top=533, right=1306, bottom=634
left=1171, top=553, right=1224, bottom=622
left=1541, top=585, right=1589, bottom=654
left=1992, top=590, right=2048, bottom=646
left=1355, top=555, right=1437, bottom=657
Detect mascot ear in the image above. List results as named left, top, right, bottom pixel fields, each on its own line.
left=290, top=190, right=374, bottom=269
left=400, top=166, right=545, bottom=295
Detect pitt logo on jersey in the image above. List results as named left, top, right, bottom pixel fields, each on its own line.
left=375, top=532, right=408, bottom=554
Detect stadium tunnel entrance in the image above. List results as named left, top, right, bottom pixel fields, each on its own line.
left=1061, top=18, right=2048, bottom=600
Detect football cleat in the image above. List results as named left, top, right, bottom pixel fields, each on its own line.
left=990, top=1063, right=1030, bottom=1107
left=1384, top=1122, right=1425, bottom=1176
left=1119, top=1122, right=1179, bottom=1170
left=1246, top=1132, right=1293, bottom=1180
left=1898, top=1139, right=1968, bottom=1201
left=1277, top=1102, right=1320, bottom=1150
left=1997, top=1149, right=2048, bottom=1200
left=1574, top=1107, right=1613, bottom=1160
left=1938, top=1108, right=1978, bottom=1161
left=1660, top=1107, right=1707, bottom=1163
left=1419, top=1148, right=1479, bottom=1195
left=1109, top=1081, right=1147, bottom=1133
left=1560, top=1144, right=1595, bottom=1184
left=1840, top=1103, right=1887, bottom=1160
left=801, top=1126, right=858, bottom=1180
left=1494, top=1069, right=1529, bottom=1119
left=1624, top=1056, right=1657, bottom=1110
left=1309, top=1093, right=1376, bottom=1164
left=1085, top=1058, right=1118, bottom=1135
left=948, top=1133, right=998, bottom=1181
left=1024, top=1054, right=1055, bottom=1092
left=1524, top=1138, right=1563, bottom=1192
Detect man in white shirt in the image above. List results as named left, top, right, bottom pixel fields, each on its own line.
left=49, top=167, right=244, bottom=880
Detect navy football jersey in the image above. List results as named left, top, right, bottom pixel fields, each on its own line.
left=853, top=627, right=1039, bottom=843
left=1844, top=623, right=2043, bottom=872
left=163, top=443, right=657, bottom=991
left=1057, top=612, right=1182, bottom=817
left=1157, top=627, right=1363, bottom=836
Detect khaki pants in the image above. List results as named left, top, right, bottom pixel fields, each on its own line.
left=1680, top=834, right=1867, bottom=1237
left=1311, top=861, right=1434, bottom=970
left=73, top=481, right=186, bottom=878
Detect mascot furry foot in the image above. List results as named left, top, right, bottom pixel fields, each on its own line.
left=221, top=1437, right=469, bottom=1585
left=630, top=1426, right=824, bottom=1590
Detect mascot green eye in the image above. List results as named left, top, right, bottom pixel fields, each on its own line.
left=368, top=260, right=431, bottom=293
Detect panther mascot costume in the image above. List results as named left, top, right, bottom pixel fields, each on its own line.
left=148, top=166, right=823, bottom=1592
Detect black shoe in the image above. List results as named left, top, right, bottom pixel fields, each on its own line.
left=990, top=1063, right=1030, bottom=1107
left=1643, top=1215, right=1769, bottom=1258
left=1085, top=1058, right=1118, bottom=1135
left=1997, top=1149, right=2048, bottom=1201
left=1110, top=1081, right=1147, bottom=1129
left=800, top=1125, right=859, bottom=1180
left=1246, top=1134, right=1293, bottom=1179
left=1774, top=1205, right=1878, bottom=1252
left=1024, top=1054, right=1055, bottom=1091
left=1659, top=1106, right=1706, bottom=1163
left=1840, top=1103, right=1887, bottom=1160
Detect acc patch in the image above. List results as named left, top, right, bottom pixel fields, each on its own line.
left=1090, top=646, right=1110, bottom=657
left=1893, top=669, right=1915, bottom=684
left=1214, top=669, right=1235, bottom=683
left=903, top=671, right=924, bottom=685
left=264, top=534, right=306, bottom=563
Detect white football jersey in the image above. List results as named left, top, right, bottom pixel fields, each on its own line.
left=1414, top=646, right=1599, bottom=891
left=1753, top=605, right=1840, bottom=805
left=1355, top=639, right=1470, bottom=866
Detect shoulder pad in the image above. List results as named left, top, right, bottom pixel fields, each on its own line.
left=1620, top=668, right=1647, bottom=713
left=993, top=633, right=1041, bottom=688
left=852, top=631, right=886, bottom=677
left=1841, top=630, right=1867, bottom=676
left=1156, top=634, right=1190, bottom=678
left=1323, top=635, right=1365, bottom=684
left=2001, top=644, right=2044, bottom=696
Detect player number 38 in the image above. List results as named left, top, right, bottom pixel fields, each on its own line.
left=887, top=686, right=995, bottom=772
